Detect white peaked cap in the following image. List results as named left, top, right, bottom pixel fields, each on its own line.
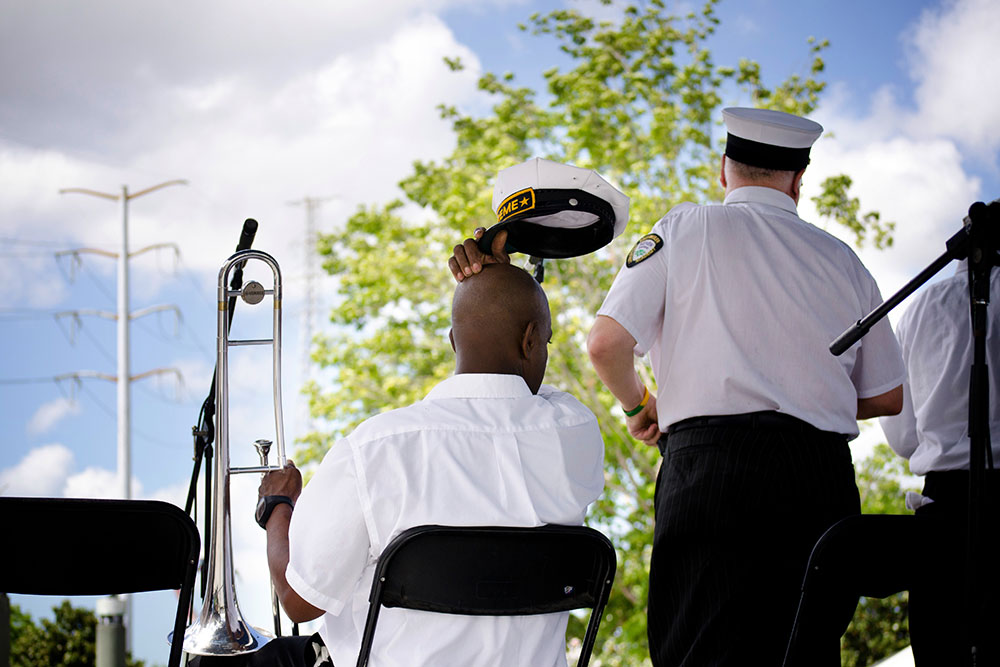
left=491, top=157, right=630, bottom=238
left=722, top=107, right=823, bottom=170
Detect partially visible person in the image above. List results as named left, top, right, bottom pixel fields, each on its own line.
left=250, top=263, right=605, bottom=667
left=881, top=257, right=1000, bottom=666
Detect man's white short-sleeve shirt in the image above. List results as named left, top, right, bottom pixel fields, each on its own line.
left=598, top=186, right=904, bottom=437
left=880, top=262, right=1000, bottom=474
left=286, top=373, right=605, bottom=667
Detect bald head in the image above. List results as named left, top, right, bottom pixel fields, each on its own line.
left=450, top=264, right=551, bottom=393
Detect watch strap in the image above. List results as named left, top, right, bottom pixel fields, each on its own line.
left=256, top=495, right=294, bottom=529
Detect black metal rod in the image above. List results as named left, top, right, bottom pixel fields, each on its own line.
left=830, top=225, right=968, bottom=356
left=963, top=199, right=996, bottom=665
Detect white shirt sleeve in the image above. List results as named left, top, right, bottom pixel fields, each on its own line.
left=878, top=304, right=921, bottom=461
left=849, top=273, right=905, bottom=399
left=597, top=223, right=669, bottom=355
left=286, top=439, right=371, bottom=616
left=881, top=371, right=919, bottom=459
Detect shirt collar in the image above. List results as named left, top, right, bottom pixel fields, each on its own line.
left=723, top=186, right=799, bottom=215
left=424, top=373, right=533, bottom=401
left=954, top=258, right=968, bottom=276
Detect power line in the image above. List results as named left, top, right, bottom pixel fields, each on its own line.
left=0, top=309, right=61, bottom=321
left=0, top=250, right=61, bottom=258
left=0, top=236, right=113, bottom=250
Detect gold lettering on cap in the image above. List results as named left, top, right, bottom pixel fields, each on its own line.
left=497, top=188, right=536, bottom=223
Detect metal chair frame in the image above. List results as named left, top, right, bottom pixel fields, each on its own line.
left=0, top=497, right=200, bottom=667
left=782, top=514, right=937, bottom=667
left=356, top=524, right=617, bottom=667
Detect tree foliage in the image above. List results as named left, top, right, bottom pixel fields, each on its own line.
left=307, top=1, right=897, bottom=663
left=10, top=600, right=144, bottom=667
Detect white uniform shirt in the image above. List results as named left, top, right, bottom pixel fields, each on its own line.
left=286, top=373, right=605, bottom=667
left=880, top=262, right=1000, bottom=475
left=598, top=186, right=904, bottom=437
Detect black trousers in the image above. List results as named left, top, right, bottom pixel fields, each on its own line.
left=910, top=471, right=1000, bottom=667
left=187, top=634, right=331, bottom=667
left=648, top=415, right=861, bottom=667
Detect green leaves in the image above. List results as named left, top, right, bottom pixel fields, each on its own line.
left=813, top=175, right=896, bottom=250
left=10, top=601, right=145, bottom=667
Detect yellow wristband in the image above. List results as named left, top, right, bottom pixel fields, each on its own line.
left=624, top=386, right=650, bottom=417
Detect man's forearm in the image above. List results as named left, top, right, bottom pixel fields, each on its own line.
left=857, top=385, right=904, bottom=420
left=587, top=315, right=646, bottom=408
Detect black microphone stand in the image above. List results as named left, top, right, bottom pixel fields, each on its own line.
left=831, top=199, right=999, bottom=666
left=185, top=219, right=258, bottom=597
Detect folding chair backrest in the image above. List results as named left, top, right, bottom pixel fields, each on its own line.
left=356, top=524, right=616, bottom=667
left=783, top=513, right=944, bottom=667
left=0, top=497, right=200, bottom=667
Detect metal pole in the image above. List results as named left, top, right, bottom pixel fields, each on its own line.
left=117, top=186, right=132, bottom=656
left=60, top=179, right=187, bottom=661
left=96, top=595, right=127, bottom=667
left=118, top=185, right=131, bottom=502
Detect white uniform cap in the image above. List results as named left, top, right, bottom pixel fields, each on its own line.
left=722, top=107, right=823, bottom=171
left=482, top=157, right=630, bottom=259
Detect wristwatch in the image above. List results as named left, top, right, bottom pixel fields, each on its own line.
left=255, top=495, right=294, bottom=529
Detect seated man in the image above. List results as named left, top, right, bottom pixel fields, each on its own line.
left=254, top=263, right=605, bottom=666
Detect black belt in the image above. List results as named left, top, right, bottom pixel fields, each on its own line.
left=667, top=411, right=821, bottom=435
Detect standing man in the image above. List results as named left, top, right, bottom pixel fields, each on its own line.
left=585, top=108, right=905, bottom=666
left=880, top=257, right=1000, bottom=665
left=252, top=263, right=605, bottom=667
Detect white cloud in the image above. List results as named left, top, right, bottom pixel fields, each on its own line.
left=906, top=0, right=1000, bottom=157
left=1, top=11, right=483, bottom=317
left=0, top=443, right=158, bottom=499
left=802, top=129, right=981, bottom=299
left=173, top=356, right=214, bottom=403
left=0, top=443, right=75, bottom=496
left=26, top=397, right=82, bottom=435
left=146, top=480, right=189, bottom=510
left=64, top=466, right=140, bottom=499
left=802, top=0, right=997, bottom=307
left=0, top=0, right=499, bottom=154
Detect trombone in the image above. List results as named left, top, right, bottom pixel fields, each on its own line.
left=181, top=249, right=287, bottom=656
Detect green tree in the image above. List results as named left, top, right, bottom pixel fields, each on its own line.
left=10, top=601, right=144, bottom=667
left=839, top=443, right=920, bottom=666
left=306, top=1, right=895, bottom=663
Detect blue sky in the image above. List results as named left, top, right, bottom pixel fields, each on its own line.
left=2, top=0, right=998, bottom=663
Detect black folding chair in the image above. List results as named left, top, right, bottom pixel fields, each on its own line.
left=782, top=514, right=940, bottom=667
left=356, top=524, right=617, bottom=667
left=0, top=497, right=200, bottom=667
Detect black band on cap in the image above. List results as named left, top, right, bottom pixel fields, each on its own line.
left=497, top=188, right=615, bottom=227
left=479, top=188, right=617, bottom=259
left=724, top=133, right=811, bottom=171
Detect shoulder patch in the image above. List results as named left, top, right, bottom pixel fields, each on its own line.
left=626, top=233, right=663, bottom=268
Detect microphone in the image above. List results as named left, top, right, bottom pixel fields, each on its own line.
left=236, top=218, right=258, bottom=253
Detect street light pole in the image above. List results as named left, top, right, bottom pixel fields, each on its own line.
left=60, top=179, right=186, bottom=658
